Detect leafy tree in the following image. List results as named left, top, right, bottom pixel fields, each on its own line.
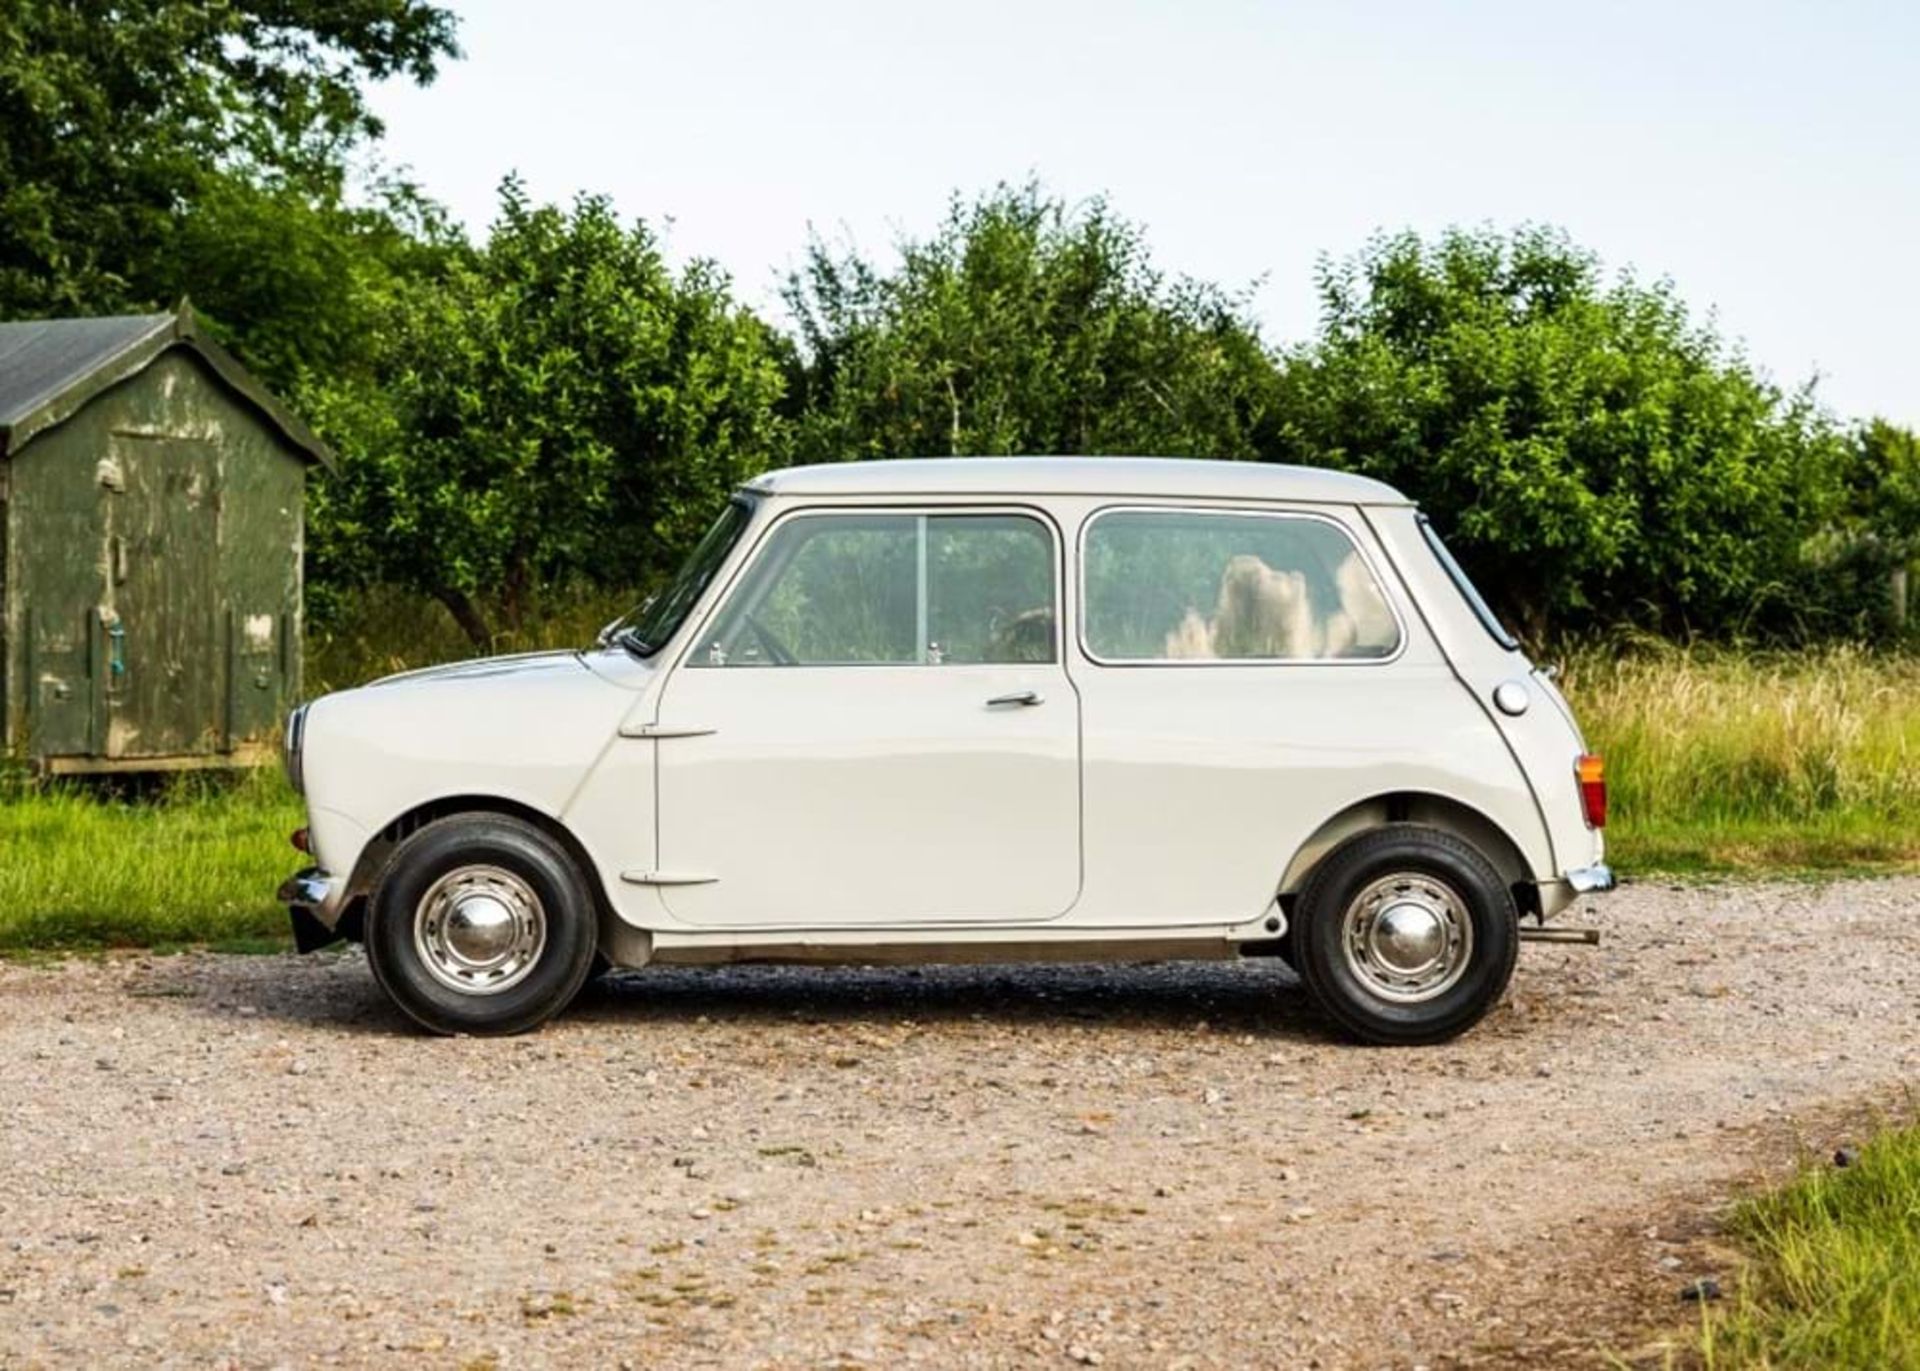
left=1270, top=227, right=1852, bottom=640
left=1845, top=420, right=1920, bottom=562
left=1816, top=419, right=1920, bottom=635
left=157, top=171, right=457, bottom=395
left=306, top=182, right=790, bottom=648
left=784, top=183, right=1280, bottom=464
left=0, top=0, right=457, bottom=384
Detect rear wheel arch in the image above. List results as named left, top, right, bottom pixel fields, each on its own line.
left=1278, top=792, right=1536, bottom=912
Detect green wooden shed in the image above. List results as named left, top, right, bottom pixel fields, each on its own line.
left=0, top=304, right=333, bottom=773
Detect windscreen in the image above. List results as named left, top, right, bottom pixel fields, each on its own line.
left=613, top=496, right=756, bottom=656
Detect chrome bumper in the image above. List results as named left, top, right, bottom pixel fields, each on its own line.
left=1534, top=863, right=1616, bottom=920
left=1564, top=863, right=1616, bottom=894
left=278, top=866, right=351, bottom=951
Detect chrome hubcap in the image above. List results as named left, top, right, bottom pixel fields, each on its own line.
left=414, top=865, right=546, bottom=995
left=1339, top=872, right=1473, bottom=1002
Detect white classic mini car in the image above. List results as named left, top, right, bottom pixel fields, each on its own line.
left=281, top=457, right=1612, bottom=1043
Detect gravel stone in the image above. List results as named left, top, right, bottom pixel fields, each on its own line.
left=0, top=877, right=1915, bottom=1366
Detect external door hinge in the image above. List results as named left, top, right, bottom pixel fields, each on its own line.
left=617, top=721, right=718, bottom=739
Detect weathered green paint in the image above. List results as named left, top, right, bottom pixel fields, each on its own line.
left=2, top=348, right=310, bottom=770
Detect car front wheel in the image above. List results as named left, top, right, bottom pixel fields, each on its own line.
left=1292, top=824, right=1519, bottom=1045
left=365, top=813, right=599, bottom=1036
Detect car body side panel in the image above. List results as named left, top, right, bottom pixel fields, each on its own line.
left=1070, top=655, right=1552, bottom=924
left=1363, top=506, right=1603, bottom=879
left=298, top=656, right=638, bottom=898
left=1059, top=496, right=1553, bottom=926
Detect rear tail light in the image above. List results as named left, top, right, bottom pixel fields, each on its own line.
left=1576, top=754, right=1607, bottom=828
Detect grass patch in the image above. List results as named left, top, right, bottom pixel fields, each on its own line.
left=1701, top=1123, right=1920, bottom=1369
left=1561, top=643, right=1920, bottom=874
left=0, top=768, right=302, bottom=951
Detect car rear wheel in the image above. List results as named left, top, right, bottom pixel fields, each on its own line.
left=365, top=814, right=598, bottom=1036
left=1292, top=824, right=1518, bottom=1045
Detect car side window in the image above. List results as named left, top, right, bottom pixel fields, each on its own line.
left=1082, top=508, right=1400, bottom=662
left=697, top=512, right=1056, bottom=666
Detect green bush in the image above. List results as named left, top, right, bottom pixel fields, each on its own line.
left=302, top=181, right=790, bottom=649
left=1271, top=227, right=1859, bottom=642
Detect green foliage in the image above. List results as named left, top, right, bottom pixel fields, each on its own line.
left=784, top=182, right=1280, bottom=464
left=0, top=0, right=457, bottom=386
left=304, top=181, right=789, bottom=647
left=1272, top=227, right=1854, bottom=640
left=153, top=172, right=459, bottom=395
left=1852, top=421, right=1920, bottom=561
left=1702, top=1122, right=1920, bottom=1369
left=0, top=0, right=1907, bottom=658
left=1794, top=419, right=1920, bottom=639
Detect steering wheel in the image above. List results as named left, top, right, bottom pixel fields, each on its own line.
left=743, top=613, right=798, bottom=666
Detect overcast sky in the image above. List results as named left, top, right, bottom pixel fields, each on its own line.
left=367, top=0, right=1919, bottom=428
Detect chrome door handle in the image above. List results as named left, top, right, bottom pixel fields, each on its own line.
left=986, top=690, right=1044, bottom=707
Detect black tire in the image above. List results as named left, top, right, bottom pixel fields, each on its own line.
left=365, top=813, right=599, bottom=1036
left=1292, top=824, right=1519, bottom=1045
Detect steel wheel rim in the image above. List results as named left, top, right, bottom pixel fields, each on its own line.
left=1338, top=871, right=1473, bottom=1003
left=413, top=864, right=546, bottom=996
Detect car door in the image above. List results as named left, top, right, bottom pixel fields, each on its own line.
left=650, top=507, right=1081, bottom=927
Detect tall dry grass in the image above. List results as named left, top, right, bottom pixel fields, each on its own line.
left=1558, top=642, right=1920, bottom=869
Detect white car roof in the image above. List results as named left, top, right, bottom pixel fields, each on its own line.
left=744, top=456, right=1410, bottom=506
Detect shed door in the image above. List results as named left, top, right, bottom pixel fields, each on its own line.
left=105, top=437, right=220, bottom=758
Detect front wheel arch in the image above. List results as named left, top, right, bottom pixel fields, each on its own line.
left=348, top=795, right=618, bottom=953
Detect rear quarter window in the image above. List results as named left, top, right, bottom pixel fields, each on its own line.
left=1082, top=508, right=1402, bottom=662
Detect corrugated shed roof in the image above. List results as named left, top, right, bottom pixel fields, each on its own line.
left=0, top=314, right=174, bottom=430
left=0, top=304, right=333, bottom=467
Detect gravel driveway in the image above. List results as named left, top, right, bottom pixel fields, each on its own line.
left=2, top=877, right=1917, bottom=1369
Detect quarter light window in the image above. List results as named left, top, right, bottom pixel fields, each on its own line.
left=698, top=513, right=1056, bottom=666
left=1083, top=510, right=1400, bottom=662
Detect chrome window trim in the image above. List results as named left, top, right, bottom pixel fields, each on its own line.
left=1417, top=513, right=1520, bottom=652
left=1075, top=503, right=1409, bottom=668
left=674, top=502, right=1068, bottom=672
